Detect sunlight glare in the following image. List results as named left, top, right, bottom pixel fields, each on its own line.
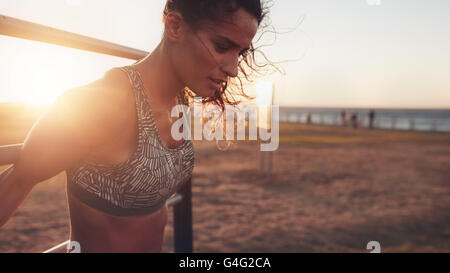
left=255, top=81, right=273, bottom=129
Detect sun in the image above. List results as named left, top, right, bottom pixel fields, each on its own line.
left=5, top=38, right=125, bottom=107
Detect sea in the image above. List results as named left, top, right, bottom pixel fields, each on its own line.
left=278, top=107, right=450, bottom=133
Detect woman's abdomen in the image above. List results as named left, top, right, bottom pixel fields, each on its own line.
left=67, top=190, right=168, bottom=253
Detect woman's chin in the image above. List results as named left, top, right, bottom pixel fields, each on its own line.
left=193, top=87, right=218, bottom=98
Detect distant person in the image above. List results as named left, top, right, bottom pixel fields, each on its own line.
left=306, top=113, right=312, bottom=124
left=340, top=110, right=346, bottom=126
left=368, top=109, right=376, bottom=129
left=351, top=112, right=359, bottom=128
left=0, top=0, right=269, bottom=253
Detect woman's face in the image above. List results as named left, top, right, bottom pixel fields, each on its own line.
left=170, top=8, right=259, bottom=98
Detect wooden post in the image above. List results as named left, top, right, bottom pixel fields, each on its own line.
left=260, top=149, right=266, bottom=174
left=268, top=84, right=274, bottom=180
left=259, top=83, right=274, bottom=179
left=174, top=178, right=193, bottom=253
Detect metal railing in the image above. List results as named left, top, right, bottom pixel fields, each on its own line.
left=0, top=14, right=193, bottom=253
left=279, top=112, right=444, bottom=133
left=0, top=14, right=148, bottom=60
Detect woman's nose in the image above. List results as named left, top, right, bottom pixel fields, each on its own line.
left=221, top=55, right=239, bottom=78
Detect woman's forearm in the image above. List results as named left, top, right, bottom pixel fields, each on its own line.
left=0, top=165, right=34, bottom=228
left=0, top=144, right=22, bottom=165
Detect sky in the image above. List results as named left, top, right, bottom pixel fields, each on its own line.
left=0, top=0, right=449, bottom=109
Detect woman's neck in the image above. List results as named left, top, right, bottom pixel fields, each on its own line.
left=134, top=43, right=184, bottom=111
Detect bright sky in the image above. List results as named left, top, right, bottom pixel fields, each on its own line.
left=0, top=0, right=449, bottom=108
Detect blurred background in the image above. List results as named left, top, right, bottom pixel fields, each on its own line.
left=0, top=0, right=449, bottom=252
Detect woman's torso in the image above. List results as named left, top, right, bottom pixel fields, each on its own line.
left=66, top=65, right=193, bottom=252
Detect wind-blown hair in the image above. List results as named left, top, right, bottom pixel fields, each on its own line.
left=162, top=0, right=273, bottom=111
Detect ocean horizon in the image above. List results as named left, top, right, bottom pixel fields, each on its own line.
left=1, top=101, right=449, bottom=133
left=279, top=107, right=450, bottom=133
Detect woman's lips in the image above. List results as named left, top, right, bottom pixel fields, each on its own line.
left=209, top=78, right=223, bottom=90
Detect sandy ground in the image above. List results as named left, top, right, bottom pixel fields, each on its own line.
left=0, top=123, right=449, bottom=253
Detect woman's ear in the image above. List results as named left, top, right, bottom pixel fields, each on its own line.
left=164, top=12, right=185, bottom=42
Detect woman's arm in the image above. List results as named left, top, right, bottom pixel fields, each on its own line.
left=0, top=84, right=126, bottom=228
left=0, top=165, right=34, bottom=227
left=0, top=144, right=22, bottom=165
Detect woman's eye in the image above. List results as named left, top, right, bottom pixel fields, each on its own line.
left=215, top=43, right=229, bottom=53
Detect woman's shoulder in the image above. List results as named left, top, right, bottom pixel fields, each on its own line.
left=87, top=66, right=132, bottom=98
left=57, top=67, right=136, bottom=133
left=84, top=66, right=134, bottom=108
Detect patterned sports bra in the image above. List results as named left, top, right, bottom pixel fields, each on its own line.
left=66, top=65, right=195, bottom=217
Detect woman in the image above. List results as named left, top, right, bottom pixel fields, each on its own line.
left=0, top=0, right=267, bottom=253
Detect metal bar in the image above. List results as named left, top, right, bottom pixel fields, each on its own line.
left=167, top=193, right=183, bottom=207
left=174, top=178, right=193, bottom=253
left=0, top=14, right=148, bottom=60
left=260, top=149, right=266, bottom=174
left=42, top=240, right=70, bottom=253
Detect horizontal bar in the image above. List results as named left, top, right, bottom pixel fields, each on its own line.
left=0, top=14, right=148, bottom=60
left=42, top=193, right=183, bottom=253
left=167, top=193, right=183, bottom=207
left=42, top=240, right=70, bottom=253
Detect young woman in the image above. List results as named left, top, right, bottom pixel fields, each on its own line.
left=0, top=0, right=267, bottom=252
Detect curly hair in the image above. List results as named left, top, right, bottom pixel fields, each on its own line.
left=161, top=0, right=272, bottom=112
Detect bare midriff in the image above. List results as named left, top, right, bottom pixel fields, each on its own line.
left=67, top=190, right=168, bottom=253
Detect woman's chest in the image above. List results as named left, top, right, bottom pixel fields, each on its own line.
left=85, top=106, right=187, bottom=166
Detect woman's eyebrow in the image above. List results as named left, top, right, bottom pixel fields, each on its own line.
left=216, top=35, right=249, bottom=51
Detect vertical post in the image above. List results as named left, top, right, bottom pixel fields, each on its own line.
left=259, top=83, right=274, bottom=179
left=260, top=149, right=266, bottom=174
left=268, top=148, right=273, bottom=181
left=268, top=83, right=274, bottom=181
left=174, top=177, right=193, bottom=253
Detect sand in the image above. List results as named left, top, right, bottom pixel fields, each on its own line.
left=0, top=123, right=449, bottom=253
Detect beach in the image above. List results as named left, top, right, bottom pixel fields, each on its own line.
left=0, top=118, right=449, bottom=253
